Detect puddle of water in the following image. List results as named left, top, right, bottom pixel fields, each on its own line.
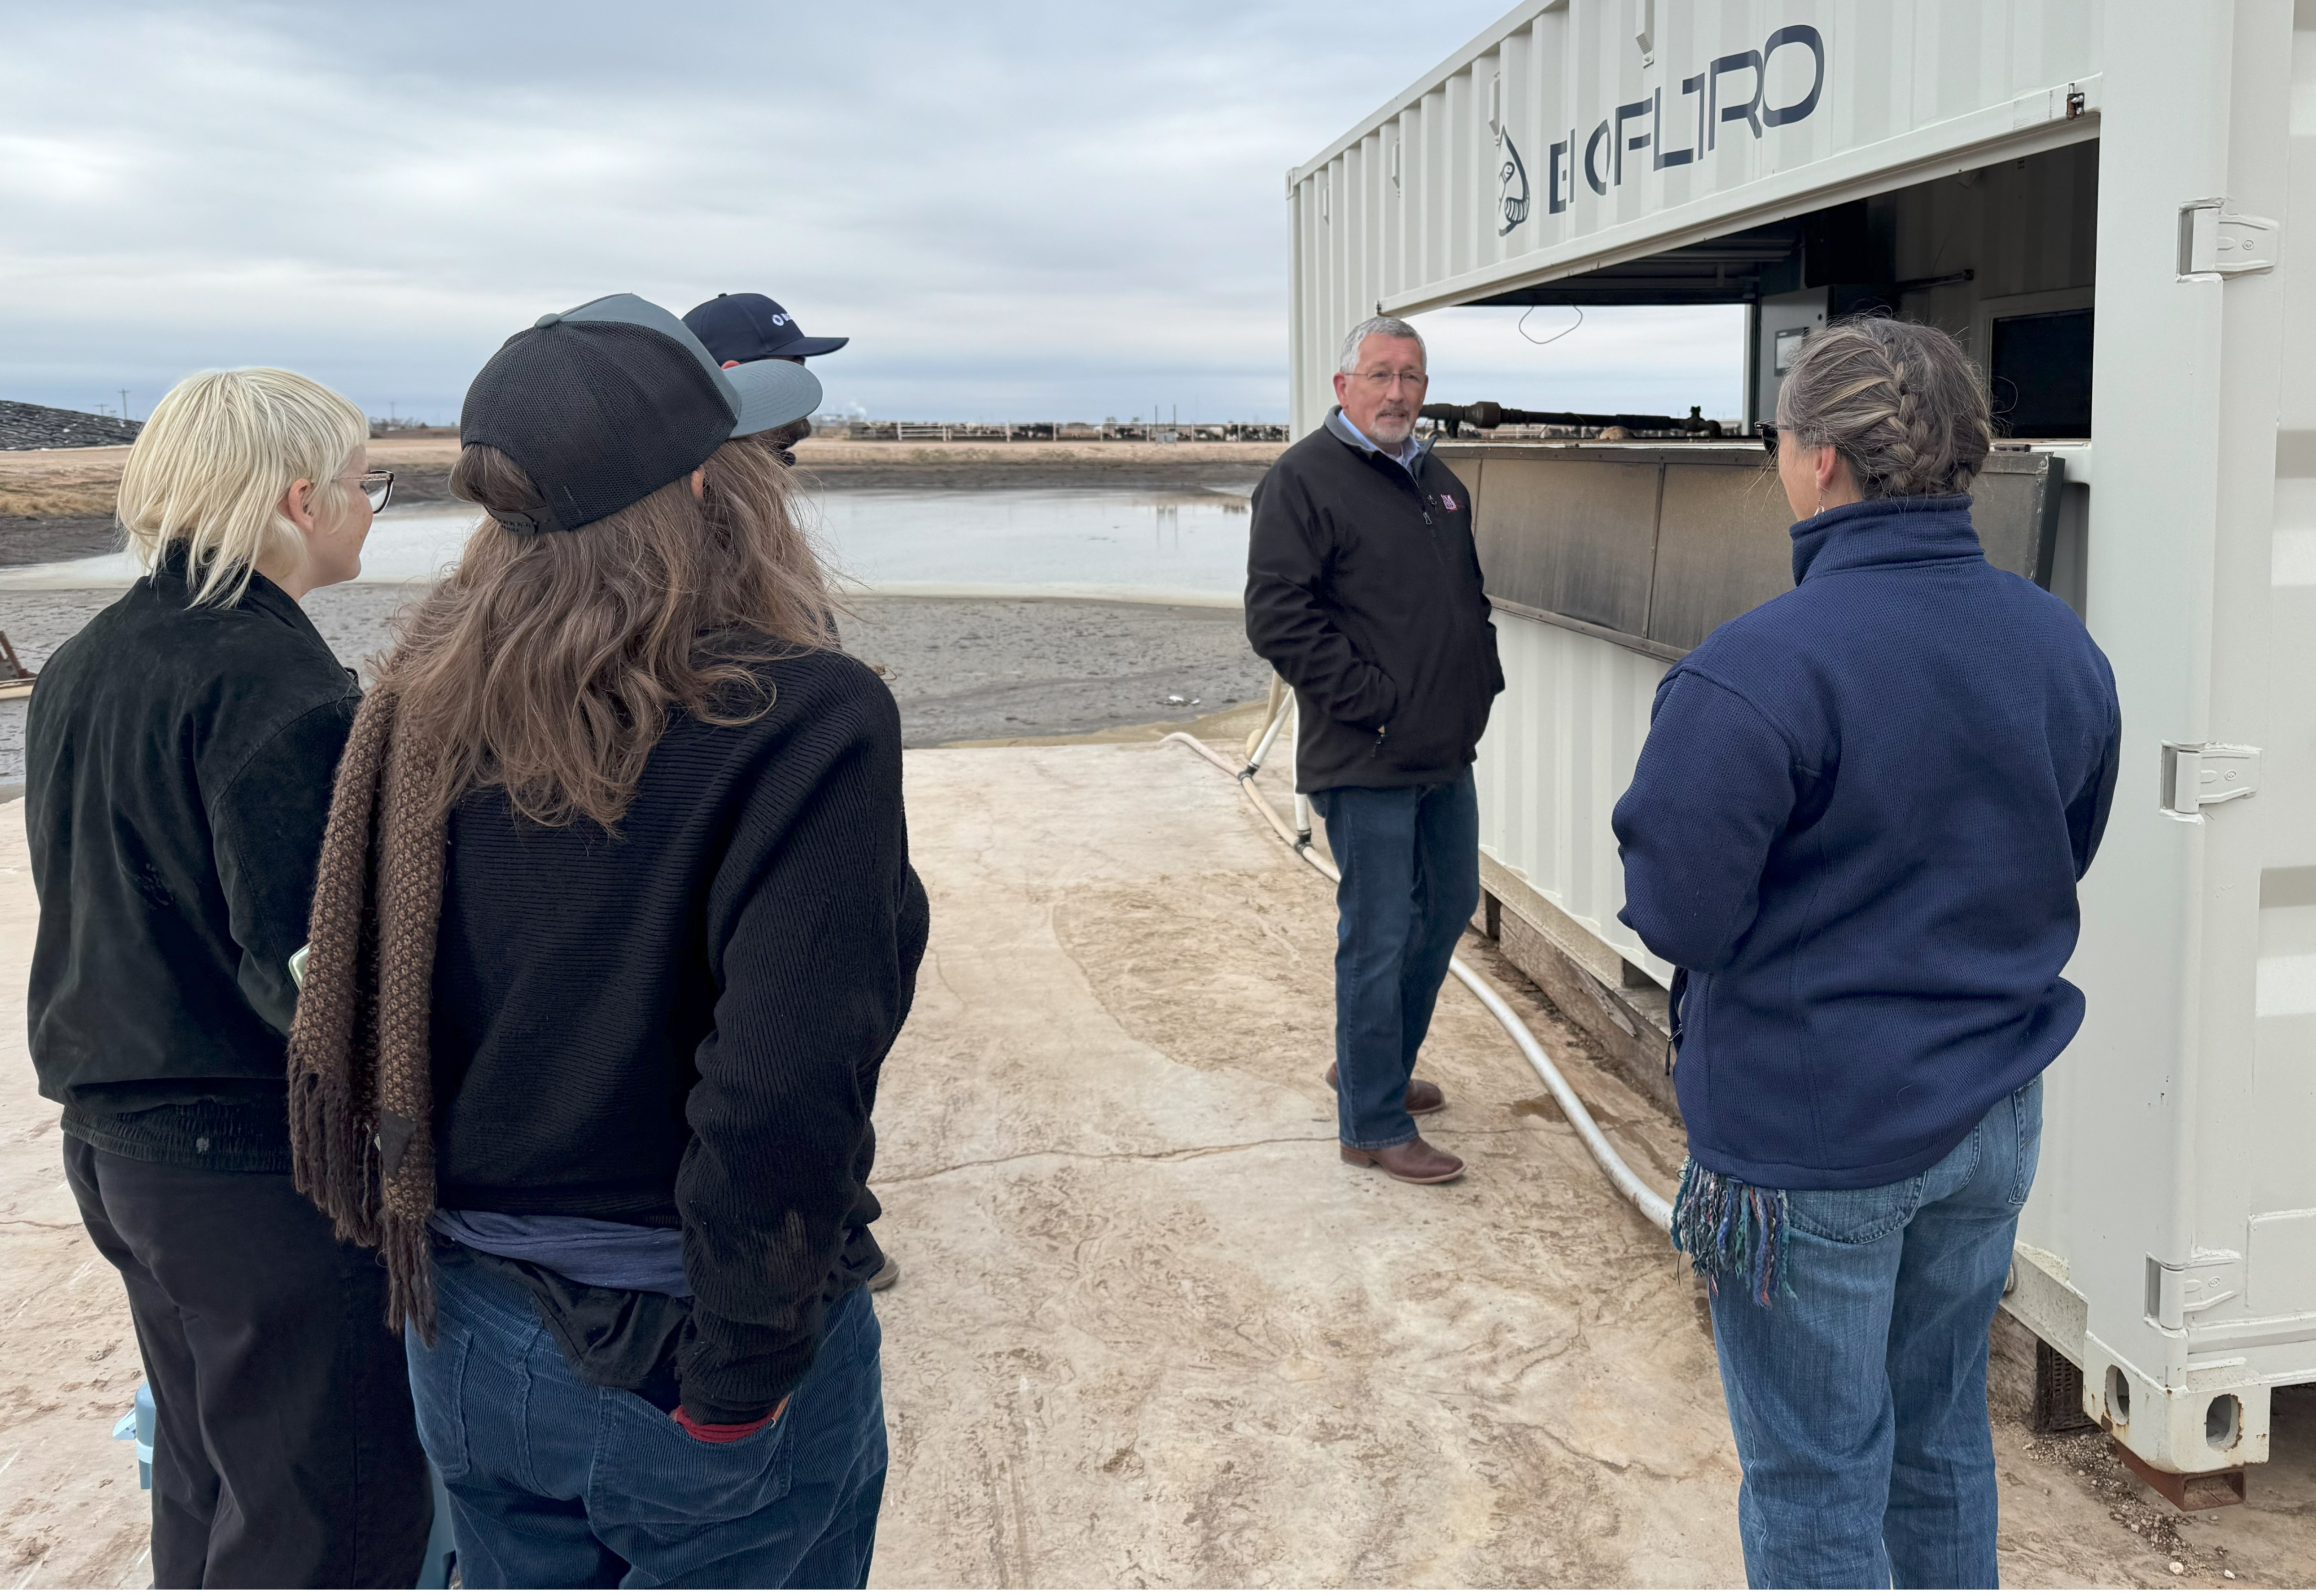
left=0, top=487, right=1255, bottom=605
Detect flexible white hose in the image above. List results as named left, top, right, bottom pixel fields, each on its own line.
left=1442, top=956, right=1675, bottom=1229
left=1162, top=725, right=1675, bottom=1232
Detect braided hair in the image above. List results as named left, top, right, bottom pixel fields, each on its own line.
left=1777, top=316, right=1992, bottom=499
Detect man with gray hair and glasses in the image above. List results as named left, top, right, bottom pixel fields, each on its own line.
left=1245, top=315, right=1504, bottom=1185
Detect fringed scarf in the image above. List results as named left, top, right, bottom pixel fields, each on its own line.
left=286, top=685, right=449, bottom=1340
left=1669, top=1159, right=1795, bottom=1307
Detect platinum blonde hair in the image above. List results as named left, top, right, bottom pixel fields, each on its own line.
left=1776, top=317, right=1992, bottom=500
left=1338, top=315, right=1427, bottom=375
left=117, top=368, right=369, bottom=606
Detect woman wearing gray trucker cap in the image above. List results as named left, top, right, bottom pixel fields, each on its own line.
left=289, top=295, right=926, bottom=1588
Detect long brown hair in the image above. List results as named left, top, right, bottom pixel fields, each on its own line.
left=378, top=436, right=837, bottom=828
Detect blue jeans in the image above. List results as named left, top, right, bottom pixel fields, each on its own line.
left=406, top=1247, right=887, bottom=1589
left=1706, top=1076, right=2043, bottom=1589
left=1309, top=771, right=1481, bottom=1148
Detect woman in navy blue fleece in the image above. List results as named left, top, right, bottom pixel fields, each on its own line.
left=1612, top=318, right=2120, bottom=1589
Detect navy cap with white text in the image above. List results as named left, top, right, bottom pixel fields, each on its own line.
left=684, top=293, right=850, bottom=364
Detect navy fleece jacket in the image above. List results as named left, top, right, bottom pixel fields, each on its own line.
left=1613, top=494, right=2121, bottom=1190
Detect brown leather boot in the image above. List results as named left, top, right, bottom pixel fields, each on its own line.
left=1340, top=1135, right=1465, bottom=1184
left=1324, top=1064, right=1445, bottom=1116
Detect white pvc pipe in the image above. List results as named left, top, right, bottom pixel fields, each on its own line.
left=1245, top=693, right=1291, bottom=774
left=1163, top=731, right=1674, bottom=1233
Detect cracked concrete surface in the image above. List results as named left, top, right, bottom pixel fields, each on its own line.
left=865, top=744, right=2316, bottom=1589
left=4, top=743, right=2316, bottom=1586
left=867, top=744, right=1739, bottom=1587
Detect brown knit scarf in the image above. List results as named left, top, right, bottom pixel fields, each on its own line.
left=287, top=685, right=450, bottom=1339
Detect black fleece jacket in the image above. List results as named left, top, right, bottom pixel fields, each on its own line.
left=1244, top=409, right=1503, bottom=792
left=26, top=552, right=360, bottom=1170
left=427, top=647, right=928, bottom=1423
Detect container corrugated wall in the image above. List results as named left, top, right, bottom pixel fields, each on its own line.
left=1473, top=613, right=1672, bottom=985
left=1289, top=0, right=2103, bottom=430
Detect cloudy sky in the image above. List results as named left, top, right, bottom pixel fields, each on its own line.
left=0, top=1, right=1740, bottom=426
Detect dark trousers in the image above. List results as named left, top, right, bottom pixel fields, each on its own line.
left=409, top=1244, right=887, bottom=1589
left=1309, top=770, right=1481, bottom=1149
left=64, top=1136, right=433, bottom=1588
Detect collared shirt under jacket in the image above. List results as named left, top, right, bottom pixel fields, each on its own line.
left=1244, top=408, right=1503, bottom=792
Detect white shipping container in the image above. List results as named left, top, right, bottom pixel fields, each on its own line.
left=1289, top=0, right=2315, bottom=1497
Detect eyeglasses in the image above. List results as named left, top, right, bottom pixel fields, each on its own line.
left=343, top=470, right=395, bottom=513
left=1759, top=422, right=1780, bottom=462
left=1351, top=369, right=1430, bottom=392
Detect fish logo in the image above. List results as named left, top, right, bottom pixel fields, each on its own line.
left=1497, top=129, right=1531, bottom=236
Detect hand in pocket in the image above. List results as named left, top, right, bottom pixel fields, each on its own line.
left=673, top=1396, right=789, bottom=1444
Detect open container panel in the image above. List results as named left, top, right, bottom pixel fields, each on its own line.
left=1292, top=0, right=2316, bottom=1494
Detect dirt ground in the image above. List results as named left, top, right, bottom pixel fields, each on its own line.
left=786, top=437, right=1279, bottom=493
left=0, top=590, right=1275, bottom=791
left=3, top=745, right=2314, bottom=1586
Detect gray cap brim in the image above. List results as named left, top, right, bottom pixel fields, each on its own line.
left=725, top=359, right=823, bottom=437
left=556, top=291, right=817, bottom=439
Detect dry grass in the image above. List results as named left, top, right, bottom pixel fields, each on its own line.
left=792, top=438, right=1281, bottom=471
left=0, top=435, right=1278, bottom=520
left=0, top=450, right=129, bottom=519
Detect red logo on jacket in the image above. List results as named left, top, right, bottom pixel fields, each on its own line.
left=1440, top=493, right=1459, bottom=511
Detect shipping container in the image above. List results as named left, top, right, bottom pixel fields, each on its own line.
left=1289, top=0, right=2314, bottom=1499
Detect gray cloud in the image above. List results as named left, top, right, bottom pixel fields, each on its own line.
left=0, top=2, right=1734, bottom=425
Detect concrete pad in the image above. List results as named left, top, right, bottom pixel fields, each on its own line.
left=3, top=750, right=2314, bottom=1587
left=866, top=744, right=2316, bottom=1589
left=869, top=745, right=1741, bottom=1587
left=0, top=800, right=149, bottom=1588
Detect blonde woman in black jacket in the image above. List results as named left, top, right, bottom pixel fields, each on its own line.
left=25, top=368, right=430, bottom=1586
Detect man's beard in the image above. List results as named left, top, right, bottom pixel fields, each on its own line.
left=1367, top=412, right=1415, bottom=445
left=765, top=417, right=813, bottom=467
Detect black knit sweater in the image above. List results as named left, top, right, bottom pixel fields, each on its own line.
left=427, top=648, right=927, bottom=1421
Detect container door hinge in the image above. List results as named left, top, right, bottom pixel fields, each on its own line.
left=2179, top=201, right=2279, bottom=278
left=2147, top=1254, right=2245, bottom=1330
left=2161, top=742, right=2260, bottom=818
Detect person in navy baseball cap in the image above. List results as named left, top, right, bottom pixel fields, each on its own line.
left=460, top=293, right=821, bottom=533
left=683, top=293, right=849, bottom=365
left=684, top=293, right=848, bottom=466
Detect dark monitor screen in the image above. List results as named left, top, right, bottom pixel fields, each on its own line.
left=1991, top=307, right=2094, bottom=439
